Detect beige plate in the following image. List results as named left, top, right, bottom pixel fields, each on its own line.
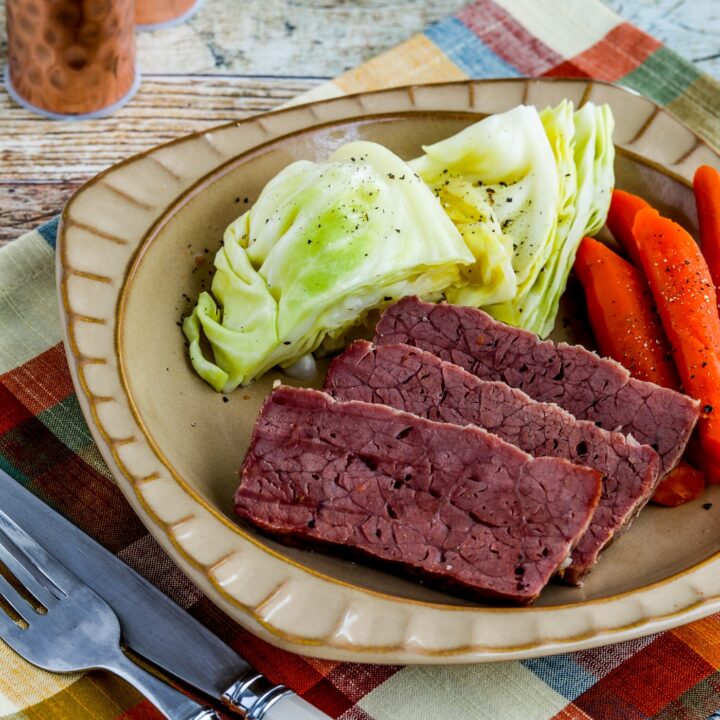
left=58, top=79, right=720, bottom=664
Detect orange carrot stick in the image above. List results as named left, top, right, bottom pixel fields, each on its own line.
left=704, top=461, right=720, bottom=485
left=575, top=235, right=703, bottom=502
left=694, top=165, right=720, bottom=299
left=606, top=189, right=650, bottom=267
left=633, top=207, right=720, bottom=474
left=574, top=236, right=680, bottom=387
left=651, top=463, right=705, bottom=507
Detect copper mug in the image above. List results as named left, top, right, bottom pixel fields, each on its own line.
left=135, top=0, right=202, bottom=29
left=5, top=0, right=139, bottom=119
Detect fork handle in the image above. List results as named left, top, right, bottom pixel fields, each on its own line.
left=101, top=649, right=219, bottom=720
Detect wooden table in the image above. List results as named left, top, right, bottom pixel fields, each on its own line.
left=1, top=0, right=717, bottom=246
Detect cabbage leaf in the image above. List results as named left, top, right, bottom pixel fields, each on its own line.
left=485, top=100, right=577, bottom=333
left=523, top=102, right=615, bottom=336
left=410, top=102, right=614, bottom=336
left=409, top=105, right=557, bottom=307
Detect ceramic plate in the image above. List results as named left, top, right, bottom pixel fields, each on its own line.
left=57, top=79, right=720, bottom=663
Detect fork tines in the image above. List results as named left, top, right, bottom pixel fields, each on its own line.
left=0, top=509, right=67, bottom=626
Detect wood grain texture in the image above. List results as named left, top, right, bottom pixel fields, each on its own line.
left=1, top=76, right=321, bottom=181
left=0, top=0, right=717, bottom=246
left=0, top=76, right=321, bottom=243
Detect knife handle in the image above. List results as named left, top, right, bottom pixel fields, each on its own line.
left=262, top=693, right=334, bottom=720
left=222, top=671, right=332, bottom=719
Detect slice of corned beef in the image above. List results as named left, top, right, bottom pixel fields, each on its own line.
left=325, top=341, right=661, bottom=584
left=374, top=297, right=700, bottom=474
left=235, top=386, right=602, bottom=604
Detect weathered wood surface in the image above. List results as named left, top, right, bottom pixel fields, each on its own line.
left=0, top=0, right=717, bottom=246
left=0, top=77, right=321, bottom=243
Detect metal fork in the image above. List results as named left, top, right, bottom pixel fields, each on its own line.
left=0, top=508, right=219, bottom=720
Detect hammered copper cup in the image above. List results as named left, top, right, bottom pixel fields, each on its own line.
left=135, top=0, right=201, bottom=28
left=5, top=0, right=139, bottom=119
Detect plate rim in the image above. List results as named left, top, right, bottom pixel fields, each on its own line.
left=58, top=78, right=720, bottom=663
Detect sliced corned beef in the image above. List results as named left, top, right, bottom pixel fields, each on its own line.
left=325, top=341, right=661, bottom=583
left=235, top=386, right=602, bottom=604
left=374, top=297, right=700, bottom=474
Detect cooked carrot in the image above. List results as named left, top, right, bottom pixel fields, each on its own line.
left=705, top=460, right=720, bottom=485
left=694, top=165, right=720, bottom=299
left=574, top=236, right=680, bottom=388
left=606, top=189, right=650, bottom=267
left=575, top=235, right=704, bottom=500
left=683, top=435, right=720, bottom=485
left=683, top=434, right=705, bottom=469
left=633, top=207, right=720, bottom=471
left=651, top=462, right=705, bottom=507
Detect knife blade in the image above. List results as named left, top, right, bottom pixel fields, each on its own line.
left=0, top=469, right=330, bottom=719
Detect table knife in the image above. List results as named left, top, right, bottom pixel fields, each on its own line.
left=0, top=469, right=330, bottom=720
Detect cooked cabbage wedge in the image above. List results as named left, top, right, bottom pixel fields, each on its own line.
left=410, top=101, right=614, bottom=336
left=480, top=100, right=577, bottom=333
left=410, top=105, right=555, bottom=306
left=183, top=141, right=474, bottom=391
left=527, top=102, right=615, bottom=336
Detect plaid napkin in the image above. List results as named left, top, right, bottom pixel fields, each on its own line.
left=2, top=1, right=720, bottom=718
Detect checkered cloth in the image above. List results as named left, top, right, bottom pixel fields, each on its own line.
left=2, top=1, right=720, bottom=718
